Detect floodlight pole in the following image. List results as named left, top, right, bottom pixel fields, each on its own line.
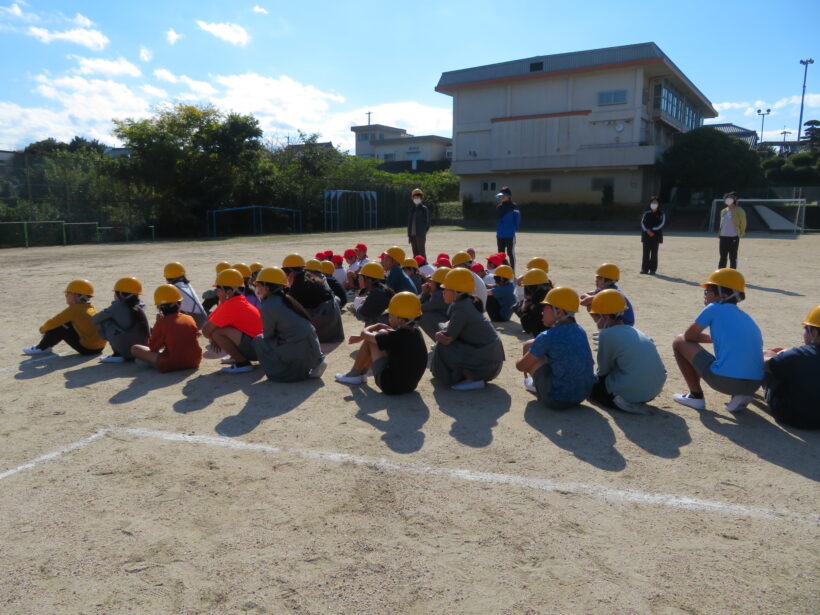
left=797, top=58, right=814, bottom=141
left=756, top=108, right=771, bottom=145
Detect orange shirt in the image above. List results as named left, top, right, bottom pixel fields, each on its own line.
left=39, top=303, right=107, bottom=350
left=148, top=313, right=202, bottom=372
left=208, top=295, right=262, bottom=337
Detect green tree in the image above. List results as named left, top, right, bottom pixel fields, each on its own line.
left=660, top=127, right=764, bottom=199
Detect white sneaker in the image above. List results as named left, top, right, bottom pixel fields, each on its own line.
left=309, top=360, right=327, bottom=379
left=613, top=395, right=649, bottom=415
left=523, top=376, right=537, bottom=394
left=672, top=393, right=705, bottom=411
left=99, top=355, right=125, bottom=363
left=23, top=346, right=52, bottom=355
left=335, top=372, right=365, bottom=385
left=220, top=363, right=253, bottom=374
left=725, top=394, right=753, bottom=413
left=451, top=379, right=485, bottom=391
left=220, top=356, right=236, bottom=365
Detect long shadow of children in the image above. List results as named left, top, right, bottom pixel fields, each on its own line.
left=14, top=353, right=95, bottom=381
left=172, top=370, right=263, bottom=414
left=595, top=404, right=692, bottom=460
left=432, top=382, right=510, bottom=448
left=109, top=365, right=193, bottom=404
left=346, top=387, right=430, bottom=454
left=524, top=400, right=627, bottom=472
left=214, top=378, right=324, bottom=437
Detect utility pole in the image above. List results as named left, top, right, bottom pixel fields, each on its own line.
left=797, top=58, right=814, bottom=141
left=366, top=111, right=372, bottom=125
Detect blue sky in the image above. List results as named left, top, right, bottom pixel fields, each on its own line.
left=1, top=0, right=818, bottom=152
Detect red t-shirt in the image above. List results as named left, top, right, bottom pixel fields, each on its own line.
left=208, top=294, right=262, bottom=337
left=148, top=313, right=202, bottom=372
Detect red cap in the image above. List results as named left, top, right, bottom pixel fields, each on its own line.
left=487, top=253, right=505, bottom=266
left=378, top=252, right=387, bottom=259
left=437, top=252, right=449, bottom=259
left=323, top=250, right=333, bottom=257
left=414, top=255, right=425, bottom=265
left=435, top=257, right=451, bottom=267
left=471, top=263, right=485, bottom=273
left=355, top=243, right=367, bottom=251
left=331, top=254, right=343, bottom=264
left=343, top=248, right=356, bottom=258
left=315, top=252, right=326, bottom=260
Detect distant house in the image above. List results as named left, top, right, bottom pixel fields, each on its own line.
left=351, top=124, right=452, bottom=171
left=706, top=123, right=758, bottom=148
left=436, top=42, right=717, bottom=203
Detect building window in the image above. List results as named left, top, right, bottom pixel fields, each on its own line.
left=378, top=133, right=384, bottom=140
left=531, top=179, right=551, bottom=192
left=598, top=89, right=627, bottom=106
left=407, top=146, right=420, bottom=152
left=445, top=150, right=452, bottom=159
left=482, top=181, right=497, bottom=191
left=529, top=61, right=543, bottom=72
left=653, top=80, right=702, bottom=130
left=357, top=133, right=370, bottom=141
left=383, top=153, right=396, bottom=161
left=591, top=177, right=614, bottom=190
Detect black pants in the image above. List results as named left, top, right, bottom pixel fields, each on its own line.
left=38, top=323, right=101, bottom=355
left=485, top=295, right=508, bottom=322
left=641, top=238, right=660, bottom=273
left=497, top=236, right=516, bottom=270
left=409, top=234, right=426, bottom=260
left=718, top=236, right=740, bottom=269
left=588, top=376, right=616, bottom=409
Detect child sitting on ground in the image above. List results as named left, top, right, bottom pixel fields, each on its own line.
left=587, top=289, right=666, bottom=414
left=419, top=267, right=450, bottom=340
left=163, top=262, right=207, bottom=328
left=672, top=268, right=763, bottom=413
left=515, top=287, right=596, bottom=409
left=131, top=285, right=202, bottom=372
left=24, top=279, right=107, bottom=356
left=485, top=265, right=517, bottom=322
left=92, top=277, right=150, bottom=363
left=201, top=261, right=231, bottom=314
left=579, top=263, right=635, bottom=325
left=515, top=268, right=553, bottom=336
left=761, top=305, right=820, bottom=429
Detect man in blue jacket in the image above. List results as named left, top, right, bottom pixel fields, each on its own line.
left=495, top=186, right=521, bottom=270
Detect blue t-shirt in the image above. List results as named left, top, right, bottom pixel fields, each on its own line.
left=386, top=265, right=417, bottom=294
left=530, top=321, right=596, bottom=402
left=592, top=284, right=634, bottom=326
left=695, top=302, right=764, bottom=380
left=766, top=345, right=820, bottom=429
left=492, top=283, right=517, bottom=320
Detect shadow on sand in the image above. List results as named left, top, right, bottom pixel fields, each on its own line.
left=345, top=388, right=430, bottom=454
left=433, top=381, right=511, bottom=448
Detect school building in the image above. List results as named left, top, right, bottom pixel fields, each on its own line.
left=350, top=124, right=452, bottom=171
left=435, top=42, right=718, bottom=204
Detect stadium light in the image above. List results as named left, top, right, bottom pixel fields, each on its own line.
left=756, top=108, right=771, bottom=145
left=797, top=59, right=814, bottom=141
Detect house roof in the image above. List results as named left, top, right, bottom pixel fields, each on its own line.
left=350, top=124, right=408, bottom=134
left=705, top=123, right=758, bottom=148
left=436, top=42, right=716, bottom=116
left=373, top=135, right=452, bottom=147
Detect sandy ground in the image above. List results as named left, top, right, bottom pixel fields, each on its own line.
left=0, top=228, right=818, bottom=615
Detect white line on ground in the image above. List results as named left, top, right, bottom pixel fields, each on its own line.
left=0, top=352, right=64, bottom=376
left=120, top=428, right=818, bottom=525
left=0, top=429, right=109, bottom=481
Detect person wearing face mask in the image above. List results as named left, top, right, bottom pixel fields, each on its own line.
left=717, top=191, right=746, bottom=269
left=640, top=196, right=665, bottom=275
left=407, top=188, right=430, bottom=260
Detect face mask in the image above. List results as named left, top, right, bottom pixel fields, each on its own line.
left=725, top=198, right=735, bottom=206
left=413, top=198, right=422, bottom=205
left=650, top=202, right=658, bottom=210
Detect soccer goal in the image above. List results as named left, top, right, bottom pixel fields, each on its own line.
left=707, top=198, right=808, bottom=236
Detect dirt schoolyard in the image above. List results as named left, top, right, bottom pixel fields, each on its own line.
left=0, top=228, right=817, bottom=615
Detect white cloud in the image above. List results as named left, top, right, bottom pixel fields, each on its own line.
left=71, top=13, right=93, bottom=28
left=0, top=2, right=23, bottom=17
left=713, top=101, right=749, bottom=112
left=166, top=28, right=181, bottom=45
left=71, top=55, right=141, bottom=77
left=27, top=26, right=109, bottom=51
left=196, top=20, right=250, bottom=46
left=252, top=5, right=268, bottom=14
left=180, top=75, right=217, bottom=96
left=153, top=68, right=178, bottom=83
left=141, top=84, right=167, bottom=98
left=139, top=46, right=152, bottom=62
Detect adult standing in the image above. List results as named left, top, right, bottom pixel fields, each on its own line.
left=640, top=196, right=665, bottom=275
left=407, top=188, right=430, bottom=259
left=495, top=186, right=520, bottom=270
left=717, top=191, right=746, bottom=269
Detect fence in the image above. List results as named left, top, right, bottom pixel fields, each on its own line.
left=0, top=220, right=155, bottom=248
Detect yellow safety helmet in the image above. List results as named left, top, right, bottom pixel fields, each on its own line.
left=526, top=257, right=549, bottom=273
left=701, top=268, right=745, bottom=293
left=451, top=251, right=471, bottom=267
left=596, top=263, right=620, bottom=281
left=589, top=288, right=627, bottom=315
left=493, top=265, right=514, bottom=280
left=803, top=305, right=820, bottom=328
left=442, top=268, right=475, bottom=293
left=163, top=262, right=186, bottom=279
left=114, top=276, right=142, bottom=295
left=282, top=253, right=306, bottom=268
left=385, top=246, right=405, bottom=263
left=232, top=263, right=252, bottom=279
left=305, top=259, right=323, bottom=273
left=431, top=267, right=451, bottom=284
left=521, top=268, right=549, bottom=287
left=65, top=279, right=94, bottom=297
left=215, top=261, right=231, bottom=273
left=154, top=284, right=182, bottom=306
left=250, top=262, right=263, bottom=273
left=320, top=261, right=335, bottom=276
left=402, top=258, right=419, bottom=269
left=214, top=268, right=245, bottom=288
left=542, top=286, right=580, bottom=313
left=360, top=262, right=386, bottom=280
left=388, top=291, right=423, bottom=319
left=255, top=267, right=287, bottom=286
left=411, top=188, right=424, bottom=197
